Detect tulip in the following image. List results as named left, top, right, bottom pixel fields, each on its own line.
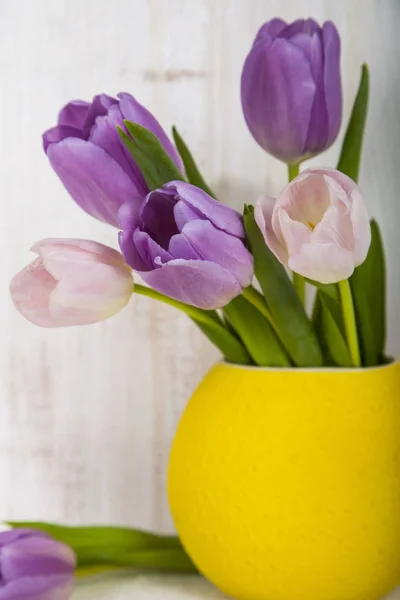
left=119, top=181, right=254, bottom=309
left=43, top=93, right=182, bottom=226
left=10, top=239, right=133, bottom=327
left=255, top=168, right=371, bottom=284
left=241, top=18, right=342, bottom=164
left=0, top=528, right=75, bottom=600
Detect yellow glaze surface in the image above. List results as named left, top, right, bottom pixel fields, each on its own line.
left=168, top=361, right=400, bottom=600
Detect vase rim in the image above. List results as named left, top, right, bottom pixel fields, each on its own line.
left=220, top=356, right=397, bottom=373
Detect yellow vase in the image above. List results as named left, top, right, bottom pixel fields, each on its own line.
left=168, top=360, right=400, bottom=600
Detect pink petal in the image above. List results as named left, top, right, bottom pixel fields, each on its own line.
left=255, top=196, right=288, bottom=263
left=312, top=204, right=354, bottom=252
left=10, top=259, right=57, bottom=327
left=277, top=208, right=312, bottom=256
left=289, top=242, right=355, bottom=283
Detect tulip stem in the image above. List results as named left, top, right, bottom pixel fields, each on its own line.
left=338, top=279, right=361, bottom=367
left=134, top=284, right=252, bottom=365
left=287, top=163, right=307, bottom=306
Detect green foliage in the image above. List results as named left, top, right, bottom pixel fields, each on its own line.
left=172, top=126, right=215, bottom=197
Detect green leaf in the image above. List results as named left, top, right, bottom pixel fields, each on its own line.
left=349, top=220, right=386, bottom=365
left=337, top=64, right=369, bottom=182
left=304, top=278, right=340, bottom=303
left=244, top=206, right=323, bottom=367
left=223, top=295, right=291, bottom=367
left=172, top=126, right=215, bottom=197
left=8, top=522, right=197, bottom=572
left=118, top=122, right=184, bottom=190
left=192, top=318, right=252, bottom=365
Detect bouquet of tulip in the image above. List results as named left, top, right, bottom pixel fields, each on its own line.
left=6, top=17, right=387, bottom=600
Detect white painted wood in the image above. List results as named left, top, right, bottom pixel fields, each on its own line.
left=1, top=0, right=399, bottom=597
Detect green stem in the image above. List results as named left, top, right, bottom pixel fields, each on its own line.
left=135, top=284, right=221, bottom=328
left=287, top=162, right=306, bottom=306
left=134, top=284, right=251, bottom=365
left=338, top=279, right=361, bottom=367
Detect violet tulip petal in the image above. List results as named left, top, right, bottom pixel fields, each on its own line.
left=279, top=18, right=320, bottom=39
left=2, top=538, right=75, bottom=582
left=132, top=230, right=173, bottom=269
left=253, top=18, right=287, bottom=45
left=140, top=190, right=180, bottom=248
left=173, top=200, right=205, bottom=231
left=165, top=182, right=245, bottom=238
left=168, top=233, right=201, bottom=260
left=181, top=220, right=254, bottom=288
left=139, top=259, right=242, bottom=310
left=289, top=242, right=355, bottom=284
left=43, top=126, right=85, bottom=153
left=322, top=22, right=342, bottom=144
left=0, top=576, right=74, bottom=600
left=83, top=94, right=118, bottom=137
left=58, top=100, right=90, bottom=130
left=118, top=93, right=183, bottom=171
left=241, top=37, right=316, bottom=164
left=118, top=230, right=148, bottom=272
left=47, top=138, right=141, bottom=226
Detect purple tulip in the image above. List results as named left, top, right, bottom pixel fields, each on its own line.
left=119, top=181, right=254, bottom=309
left=43, top=93, right=182, bottom=227
left=241, top=18, right=342, bottom=164
left=0, top=529, right=75, bottom=600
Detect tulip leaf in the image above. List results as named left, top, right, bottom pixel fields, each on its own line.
left=118, top=122, right=185, bottom=190
left=8, top=522, right=197, bottom=572
left=223, top=295, right=291, bottom=367
left=172, top=126, right=216, bottom=197
left=304, top=279, right=340, bottom=303
left=349, top=220, right=386, bottom=366
left=243, top=206, right=323, bottom=367
left=314, top=290, right=352, bottom=367
left=337, top=64, right=369, bottom=182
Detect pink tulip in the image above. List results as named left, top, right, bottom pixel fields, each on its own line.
left=10, top=239, right=134, bottom=327
left=255, top=168, right=371, bottom=284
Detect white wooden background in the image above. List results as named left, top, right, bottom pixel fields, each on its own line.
left=1, top=0, right=400, bottom=597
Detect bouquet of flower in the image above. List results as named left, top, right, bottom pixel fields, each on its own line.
left=6, top=16, right=387, bottom=600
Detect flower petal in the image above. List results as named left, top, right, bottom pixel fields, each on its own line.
left=289, top=242, right=355, bottom=283
left=241, top=37, right=316, bottom=163
left=89, top=104, right=148, bottom=194
left=2, top=538, right=75, bottom=582
left=58, top=100, right=90, bottom=130
left=43, top=125, right=85, bottom=153
left=312, top=204, right=354, bottom=252
left=139, top=260, right=242, bottom=309
left=277, top=208, right=312, bottom=256
left=182, top=220, right=254, bottom=288
left=47, top=138, right=141, bottom=226
left=255, top=195, right=288, bottom=263
left=0, top=575, right=74, bottom=600
left=322, top=21, right=342, bottom=145
left=132, top=230, right=172, bottom=269
left=118, top=93, right=183, bottom=171
left=350, top=189, right=371, bottom=265
left=168, top=233, right=201, bottom=260
left=274, top=173, right=332, bottom=230
left=253, top=19, right=287, bottom=45
left=10, top=258, right=57, bottom=327
left=82, top=94, right=118, bottom=137
left=165, top=182, right=245, bottom=238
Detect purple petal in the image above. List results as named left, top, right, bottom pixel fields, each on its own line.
left=47, top=138, right=142, bottom=226
left=0, top=575, right=74, bottom=600
left=303, top=32, right=329, bottom=152
left=165, top=182, right=245, bottom=238
left=132, top=229, right=172, bottom=269
left=322, top=21, right=342, bottom=145
left=83, top=94, right=118, bottom=138
left=89, top=104, right=148, bottom=194
left=1, top=538, right=75, bottom=583
left=0, top=531, right=48, bottom=548
left=253, top=18, right=287, bottom=45
left=140, top=190, right=179, bottom=248
left=173, top=199, right=204, bottom=231
left=118, top=93, right=183, bottom=171
left=43, top=125, right=85, bottom=153
left=182, top=220, right=254, bottom=288
left=118, top=199, right=141, bottom=232
left=168, top=233, right=201, bottom=260
left=119, top=229, right=148, bottom=271
left=58, top=100, right=90, bottom=131
left=241, top=37, right=316, bottom=163
left=278, top=18, right=320, bottom=39
left=139, top=259, right=242, bottom=309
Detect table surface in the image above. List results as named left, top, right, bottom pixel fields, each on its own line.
left=73, top=574, right=400, bottom=599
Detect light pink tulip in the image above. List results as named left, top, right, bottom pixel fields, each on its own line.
left=255, top=168, right=371, bottom=284
left=10, top=239, right=134, bottom=327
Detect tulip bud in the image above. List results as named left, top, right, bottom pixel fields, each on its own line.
left=119, top=181, right=254, bottom=309
left=10, top=239, right=133, bottom=327
left=43, top=93, right=182, bottom=226
left=255, top=168, right=371, bottom=284
left=0, top=529, right=75, bottom=600
left=241, top=19, right=342, bottom=164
